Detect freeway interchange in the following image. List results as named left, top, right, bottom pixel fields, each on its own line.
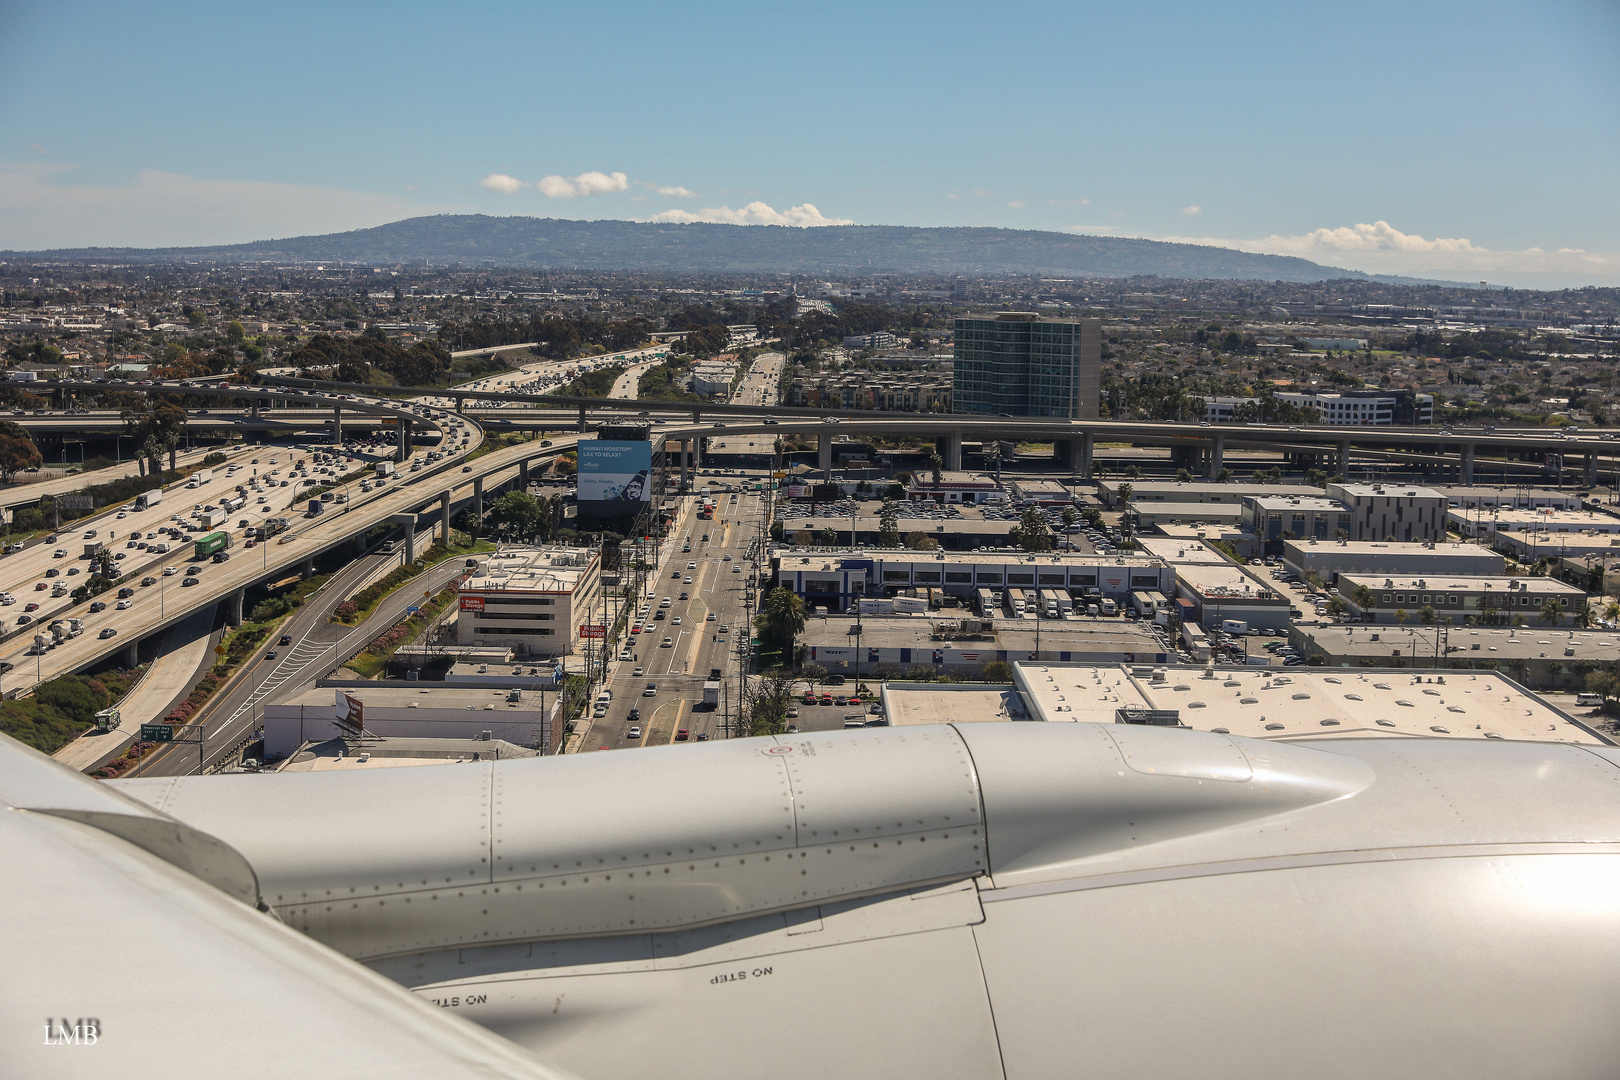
left=13, top=358, right=1620, bottom=765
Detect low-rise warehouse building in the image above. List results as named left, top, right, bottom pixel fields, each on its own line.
left=1451, top=505, right=1620, bottom=539
left=1432, top=485, right=1584, bottom=512
left=263, top=687, right=559, bottom=760
left=1007, top=662, right=1606, bottom=744
left=1170, top=562, right=1293, bottom=633
left=772, top=550, right=1174, bottom=613
left=1493, top=528, right=1620, bottom=562
left=1130, top=501, right=1244, bottom=530
left=800, top=614, right=1170, bottom=676
left=1107, top=480, right=1312, bottom=509
left=1242, top=494, right=1353, bottom=546
left=1281, top=538, right=1505, bottom=584
left=1335, top=572, right=1591, bottom=626
left=1289, top=623, right=1620, bottom=694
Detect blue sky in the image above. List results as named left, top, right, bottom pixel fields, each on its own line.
left=2, top=0, right=1617, bottom=287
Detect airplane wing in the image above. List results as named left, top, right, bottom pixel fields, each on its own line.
left=0, top=732, right=577, bottom=1080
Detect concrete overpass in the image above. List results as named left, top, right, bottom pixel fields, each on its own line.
left=254, top=374, right=1620, bottom=488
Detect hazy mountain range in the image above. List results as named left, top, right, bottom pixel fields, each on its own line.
left=6, top=215, right=1371, bottom=282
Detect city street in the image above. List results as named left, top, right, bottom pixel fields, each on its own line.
left=581, top=482, right=767, bottom=751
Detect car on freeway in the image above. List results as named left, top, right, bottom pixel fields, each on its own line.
left=626, top=726, right=642, bottom=740
left=660, top=637, right=673, bottom=648
left=695, top=732, right=709, bottom=741
left=182, top=576, right=199, bottom=587
left=98, top=628, right=116, bottom=639
left=266, top=650, right=278, bottom=660
left=687, top=561, right=697, bottom=569
left=44, top=568, right=59, bottom=578
left=141, top=577, right=156, bottom=587
left=675, top=729, right=690, bottom=742
left=643, top=683, right=658, bottom=697
left=706, top=612, right=716, bottom=621
left=116, top=599, right=132, bottom=610
left=671, top=616, right=682, bottom=625
left=23, top=602, right=39, bottom=612
left=163, top=566, right=178, bottom=576
left=16, top=614, right=31, bottom=626
left=33, top=583, right=46, bottom=592
left=89, top=602, right=106, bottom=613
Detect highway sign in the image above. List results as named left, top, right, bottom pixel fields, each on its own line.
left=58, top=496, right=94, bottom=510
left=139, top=724, right=174, bottom=743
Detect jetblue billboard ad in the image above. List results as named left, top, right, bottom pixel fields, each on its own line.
left=578, top=440, right=652, bottom=516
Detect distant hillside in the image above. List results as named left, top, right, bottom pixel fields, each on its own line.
left=4, top=215, right=1364, bottom=282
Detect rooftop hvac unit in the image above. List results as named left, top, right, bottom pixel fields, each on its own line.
left=1115, top=707, right=1183, bottom=727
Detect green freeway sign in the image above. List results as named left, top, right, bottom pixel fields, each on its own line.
left=139, top=724, right=174, bottom=743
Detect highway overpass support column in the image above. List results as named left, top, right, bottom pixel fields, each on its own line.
left=333, top=407, right=342, bottom=446
left=473, top=477, right=484, bottom=519
left=518, top=459, right=529, bottom=488
left=818, top=432, right=833, bottom=479
left=680, top=439, right=691, bottom=490
left=578, top=406, right=587, bottom=433
left=941, top=432, right=962, bottom=472
left=124, top=641, right=139, bottom=668
left=396, top=422, right=411, bottom=463
left=226, top=589, right=244, bottom=625
left=1336, top=441, right=1350, bottom=479
left=1587, top=452, right=1600, bottom=489
left=1081, top=433, right=1094, bottom=479
left=1461, top=443, right=1476, bottom=486
left=301, top=559, right=315, bottom=579
left=440, top=491, right=451, bottom=545
left=1207, top=435, right=1224, bottom=479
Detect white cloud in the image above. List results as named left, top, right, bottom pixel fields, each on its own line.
left=634, top=180, right=697, bottom=199
left=537, top=170, right=629, bottom=198
left=0, top=161, right=457, bottom=249
left=1007, top=200, right=1025, bottom=209
left=1158, top=219, right=1620, bottom=287
left=1179, top=205, right=1202, bottom=216
left=649, top=200, right=853, bottom=227
left=479, top=173, right=524, bottom=194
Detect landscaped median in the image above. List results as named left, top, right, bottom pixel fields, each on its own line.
left=343, top=585, right=459, bottom=678
left=330, top=534, right=492, bottom=625
left=0, top=667, right=145, bottom=760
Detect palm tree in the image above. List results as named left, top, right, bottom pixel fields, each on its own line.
left=1538, top=597, right=1568, bottom=626
left=1351, top=585, right=1374, bottom=617
left=927, top=450, right=943, bottom=486
left=756, top=588, right=807, bottom=659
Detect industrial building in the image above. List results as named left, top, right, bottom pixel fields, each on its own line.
left=1242, top=494, right=1354, bottom=545
left=1280, top=538, right=1506, bottom=584
left=455, top=545, right=602, bottom=656
left=1334, top=573, right=1590, bottom=626
left=262, top=687, right=560, bottom=760
left=1289, top=624, right=1620, bottom=694
left=873, top=662, right=1605, bottom=743
left=1325, top=482, right=1447, bottom=542
left=953, top=312, right=1100, bottom=419
left=771, top=549, right=1173, bottom=614
left=1112, top=480, right=1314, bottom=508
left=1449, top=505, right=1620, bottom=539
left=800, top=615, right=1170, bottom=676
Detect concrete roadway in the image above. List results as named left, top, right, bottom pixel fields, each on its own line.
left=131, top=535, right=469, bottom=777
left=584, top=484, right=765, bottom=752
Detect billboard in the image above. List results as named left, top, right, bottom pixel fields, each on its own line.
left=459, top=596, right=485, bottom=612
left=336, top=691, right=365, bottom=730
left=578, top=440, right=652, bottom=516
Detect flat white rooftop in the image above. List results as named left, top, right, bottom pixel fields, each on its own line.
left=463, top=545, right=595, bottom=593
left=1013, top=662, right=1603, bottom=745
left=1135, top=537, right=1231, bottom=565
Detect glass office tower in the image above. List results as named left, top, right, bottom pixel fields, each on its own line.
left=953, top=313, right=1100, bottom=419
